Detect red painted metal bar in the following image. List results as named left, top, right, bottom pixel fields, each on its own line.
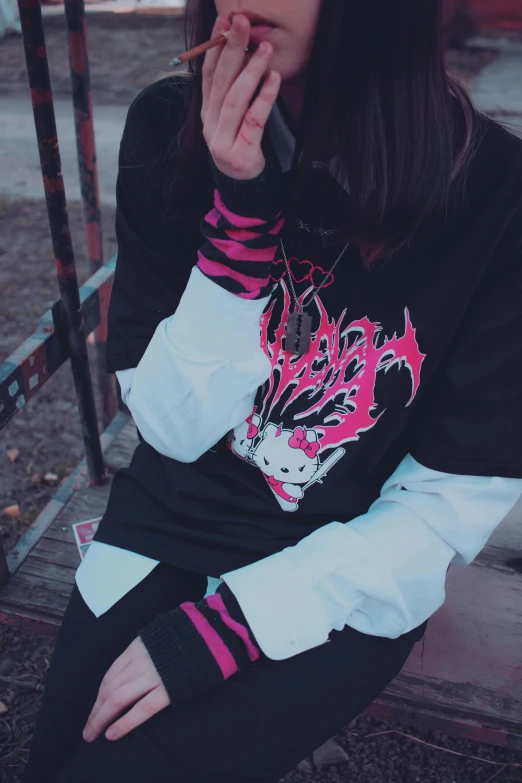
left=16, top=0, right=105, bottom=484
left=63, top=0, right=118, bottom=428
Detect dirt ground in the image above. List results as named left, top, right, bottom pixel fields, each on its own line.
left=0, top=13, right=188, bottom=106
left=0, top=198, right=117, bottom=555
left=1, top=13, right=521, bottom=783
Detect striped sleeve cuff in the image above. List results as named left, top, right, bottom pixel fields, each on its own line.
left=140, top=585, right=261, bottom=706
left=208, top=142, right=284, bottom=219
left=198, top=148, right=285, bottom=300
left=198, top=191, right=284, bottom=300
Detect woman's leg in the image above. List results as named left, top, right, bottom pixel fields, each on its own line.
left=22, top=564, right=207, bottom=783
left=53, top=612, right=427, bottom=783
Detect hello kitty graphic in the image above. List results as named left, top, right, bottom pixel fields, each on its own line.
left=251, top=423, right=344, bottom=512
left=229, top=413, right=262, bottom=461
left=228, top=267, right=426, bottom=513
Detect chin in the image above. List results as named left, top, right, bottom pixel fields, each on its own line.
left=271, top=57, right=302, bottom=83
left=244, top=50, right=302, bottom=84
left=277, top=52, right=310, bottom=83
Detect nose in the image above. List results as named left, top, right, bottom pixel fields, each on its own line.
left=281, top=467, right=289, bottom=473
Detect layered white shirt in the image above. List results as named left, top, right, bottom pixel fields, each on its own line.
left=76, top=101, right=522, bottom=660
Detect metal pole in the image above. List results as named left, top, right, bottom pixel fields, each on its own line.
left=17, top=0, right=105, bottom=484
left=63, top=0, right=118, bottom=429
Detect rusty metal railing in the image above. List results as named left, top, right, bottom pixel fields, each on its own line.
left=64, top=0, right=118, bottom=428
left=14, top=0, right=105, bottom=483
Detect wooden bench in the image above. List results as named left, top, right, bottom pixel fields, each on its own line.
left=1, top=413, right=521, bottom=750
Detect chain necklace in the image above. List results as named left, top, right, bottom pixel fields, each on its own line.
left=280, top=237, right=350, bottom=357
left=296, top=217, right=346, bottom=236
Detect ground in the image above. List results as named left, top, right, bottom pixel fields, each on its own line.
left=0, top=12, right=187, bottom=106
left=1, top=12, right=522, bottom=783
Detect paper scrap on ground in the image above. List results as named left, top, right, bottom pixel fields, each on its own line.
left=72, top=518, right=102, bottom=559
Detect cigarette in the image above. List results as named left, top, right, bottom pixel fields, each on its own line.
left=169, top=32, right=230, bottom=67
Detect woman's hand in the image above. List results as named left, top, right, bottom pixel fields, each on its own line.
left=202, top=14, right=281, bottom=180
left=83, top=637, right=169, bottom=743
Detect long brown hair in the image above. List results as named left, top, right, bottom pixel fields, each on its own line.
left=167, top=0, right=481, bottom=262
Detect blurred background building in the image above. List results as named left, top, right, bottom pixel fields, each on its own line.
left=445, top=0, right=522, bottom=44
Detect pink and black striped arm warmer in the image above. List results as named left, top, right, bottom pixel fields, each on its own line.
left=197, top=152, right=285, bottom=300
left=139, top=584, right=262, bottom=706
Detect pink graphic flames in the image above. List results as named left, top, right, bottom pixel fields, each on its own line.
left=259, top=284, right=426, bottom=451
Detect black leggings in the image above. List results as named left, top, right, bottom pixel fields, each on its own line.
left=23, top=562, right=427, bottom=783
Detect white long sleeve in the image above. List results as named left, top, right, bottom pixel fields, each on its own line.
left=222, top=456, right=522, bottom=659
left=77, top=452, right=522, bottom=650
left=118, top=266, right=271, bottom=463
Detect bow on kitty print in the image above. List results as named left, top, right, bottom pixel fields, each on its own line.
left=246, top=414, right=259, bottom=439
left=288, top=427, right=320, bottom=458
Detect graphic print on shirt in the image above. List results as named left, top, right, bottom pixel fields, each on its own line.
left=228, top=259, right=426, bottom=512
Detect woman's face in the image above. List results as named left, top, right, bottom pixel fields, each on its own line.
left=214, top=1, right=322, bottom=81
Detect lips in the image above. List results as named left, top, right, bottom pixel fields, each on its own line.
left=230, top=11, right=276, bottom=46
left=248, top=24, right=276, bottom=46
left=231, top=9, right=275, bottom=26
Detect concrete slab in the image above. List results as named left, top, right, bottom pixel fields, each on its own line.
left=0, top=94, right=127, bottom=205
left=42, top=0, right=185, bottom=17
left=472, top=50, right=522, bottom=115
left=468, top=34, right=522, bottom=118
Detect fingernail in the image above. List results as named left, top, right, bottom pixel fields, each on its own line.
left=106, top=727, right=118, bottom=741
left=83, top=726, right=93, bottom=742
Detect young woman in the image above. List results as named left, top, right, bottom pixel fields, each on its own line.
left=24, top=1, right=522, bottom=781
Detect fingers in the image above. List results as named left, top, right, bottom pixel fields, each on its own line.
left=201, top=13, right=279, bottom=180
left=236, top=71, right=281, bottom=151
left=87, top=660, right=134, bottom=727
left=204, top=14, right=250, bottom=139
left=83, top=639, right=144, bottom=741
left=213, top=41, right=274, bottom=151
left=96, top=641, right=134, bottom=698
left=86, top=645, right=133, bottom=726
left=201, top=15, right=231, bottom=124
left=104, top=686, right=170, bottom=741
left=84, top=672, right=156, bottom=742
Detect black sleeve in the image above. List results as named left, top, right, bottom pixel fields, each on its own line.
left=410, top=217, right=522, bottom=478
left=106, top=78, right=203, bottom=373
left=106, top=78, right=287, bottom=372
